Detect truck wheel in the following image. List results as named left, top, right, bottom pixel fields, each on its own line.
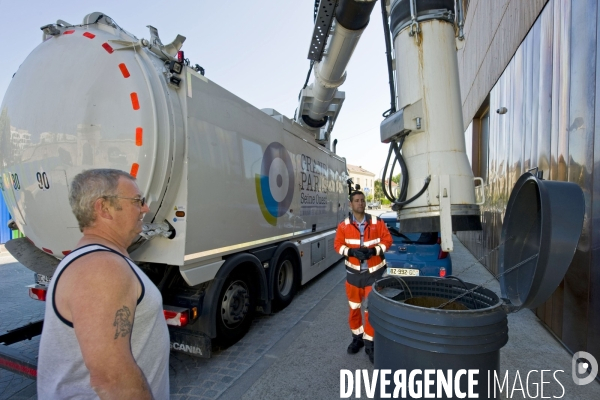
left=216, top=269, right=257, bottom=345
left=272, top=252, right=298, bottom=310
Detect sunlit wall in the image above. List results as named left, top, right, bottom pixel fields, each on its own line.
left=457, top=0, right=600, bottom=360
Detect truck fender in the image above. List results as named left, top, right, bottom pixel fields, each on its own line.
left=199, top=253, right=268, bottom=338
left=267, top=242, right=301, bottom=300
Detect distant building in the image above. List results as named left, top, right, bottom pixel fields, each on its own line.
left=346, top=164, right=375, bottom=197
left=10, top=126, right=31, bottom=158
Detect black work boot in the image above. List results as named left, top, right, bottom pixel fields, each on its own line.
left=364, top=340, right=374, bottom=364
left=347, top=334, right=364, bottom=354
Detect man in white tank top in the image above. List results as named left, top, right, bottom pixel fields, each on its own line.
left=37, top=169, right=170, bottom=399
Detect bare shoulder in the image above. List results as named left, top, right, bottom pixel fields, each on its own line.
left=64, top=251, right=134, bottom=284
left=53, top=250, right=147, bottom=388
left=56, top=250, right=140, bottom=314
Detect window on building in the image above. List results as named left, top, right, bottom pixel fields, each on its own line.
left=465, top=122, right=473, bottom=166
left=480, top=110, right=489, bottom=183
left=470, top=96, right=490, bottom=184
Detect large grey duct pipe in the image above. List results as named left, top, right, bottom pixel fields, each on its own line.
left=302, top=0, right=378, bottom=128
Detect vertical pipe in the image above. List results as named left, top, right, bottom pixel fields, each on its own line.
left=387, top=0, right=481, bottom=236
left=380, top=0, right=397, bottom=115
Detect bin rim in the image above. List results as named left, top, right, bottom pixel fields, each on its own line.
left=371, top=276, right=506, bottom=317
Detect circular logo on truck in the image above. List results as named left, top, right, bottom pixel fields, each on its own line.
left=255, top=142, right=295, bottom=226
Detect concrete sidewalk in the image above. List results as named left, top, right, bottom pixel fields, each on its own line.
left=221, top=236, right=600, bottom=399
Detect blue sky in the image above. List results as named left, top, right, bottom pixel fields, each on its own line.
left=0, top=0, right=391, bottom=179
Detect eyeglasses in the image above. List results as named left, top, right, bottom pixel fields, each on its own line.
left=103, top=196, right=146, bottom=208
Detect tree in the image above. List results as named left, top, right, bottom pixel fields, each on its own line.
left=374, top=179, right=383, bottom=201
left=392, top=173, right=402, bottom=185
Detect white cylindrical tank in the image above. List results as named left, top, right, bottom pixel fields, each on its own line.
left=395, top=20, right=476, bottom=205
left=388, top=0, right=481, bottom=245
left=0, top=13, right=348, bottom=266
left=0, top=17, right=185, bottom=256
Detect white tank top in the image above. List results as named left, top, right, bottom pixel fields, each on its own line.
left=37, top=244, right=170, bottom=399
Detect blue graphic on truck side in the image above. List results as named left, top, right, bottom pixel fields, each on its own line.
left=255, top=142, right=295, bottom=226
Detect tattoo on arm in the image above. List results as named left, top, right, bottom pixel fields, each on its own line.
left=113, top=305, right=132, bottom=340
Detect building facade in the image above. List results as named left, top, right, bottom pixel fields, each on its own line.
left=347, top=164, right=376, bottom=198
left=456, top=0, right=600, bottom=361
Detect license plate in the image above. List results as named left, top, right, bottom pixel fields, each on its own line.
left=388, top=268, right=420, bottom=276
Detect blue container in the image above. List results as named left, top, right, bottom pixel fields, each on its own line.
left=0, top=195, right=13, bottom=244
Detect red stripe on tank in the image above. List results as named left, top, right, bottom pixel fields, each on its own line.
left=136, top=128, right=143, bottom=146
left=130, top=163, right=139, bottom=177
left=130, top=93, right=140, bottom=110
left=119, top=63, right=130, bottom=78
left=102, top=43, right=114, bottom=54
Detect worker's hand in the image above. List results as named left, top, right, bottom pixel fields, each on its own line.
left=348, top=248, right=368, bottom=261
left=357, top=247, right=376, bottom=259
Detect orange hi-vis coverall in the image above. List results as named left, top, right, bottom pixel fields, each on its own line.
left=334, top=213, right=393, bottom=341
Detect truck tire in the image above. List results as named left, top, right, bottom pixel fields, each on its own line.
left=272, top=251, right=298, bottom=310
left=215, top=268, right=257, bottom=345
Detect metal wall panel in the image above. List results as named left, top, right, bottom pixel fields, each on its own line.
left=531, top=21, right=542, bottom=174
left=590, top=0, right=600, bottom=360
left=523, top=34, right=533, bottom=174
left=551, top=0, right=571, bottom=338
left=537, top=11, right=553, bottom=179
left=511, top=48, right=524, bottom=190
left=536, top=5, right=557, bottom=329
left=457, top=0, right=600, bottom=360
left=458, top=0, right=549, bottom=129
left=563, top=0, right=596, bottom=353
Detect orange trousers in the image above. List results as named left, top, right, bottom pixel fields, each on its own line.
left=345, top=281, right=374, bottom=341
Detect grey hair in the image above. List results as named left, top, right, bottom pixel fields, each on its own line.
left=69, top=169, right=135, bottom=231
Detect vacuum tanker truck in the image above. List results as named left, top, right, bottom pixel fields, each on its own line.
left=0, top=0, right=481, bottom=377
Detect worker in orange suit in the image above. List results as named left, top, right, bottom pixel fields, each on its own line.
left=334, top=190, right=392, bottom=364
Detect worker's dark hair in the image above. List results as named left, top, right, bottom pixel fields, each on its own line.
left=349, top=190, right=365, bottom=201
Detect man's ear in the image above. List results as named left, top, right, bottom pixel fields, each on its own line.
left=94, top=198, right=113, bottom=220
